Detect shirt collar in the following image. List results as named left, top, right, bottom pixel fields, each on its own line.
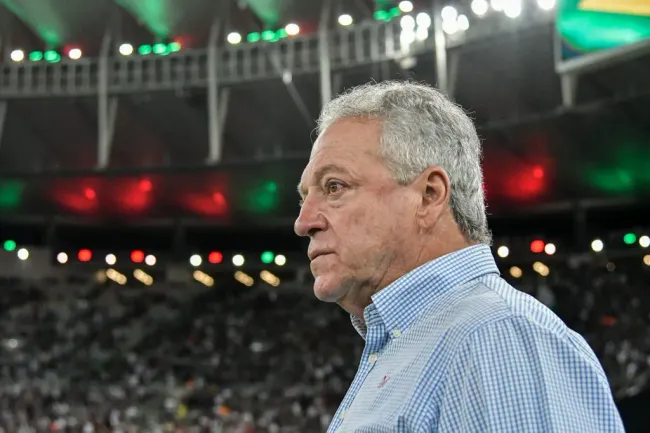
left=351, top=244, right=500, bottom=338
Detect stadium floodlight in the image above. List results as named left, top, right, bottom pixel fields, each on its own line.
left=227, top=32, right=242, bottom=44
left=503, top=0, right=522, bottom=18
left=398, top=1, right=414, bottom=13
left=119, top=43, right=134, bottom=56
left=457, top=14, right=470, bottom=31
left=68, top=48, right=82, bottom=60
left=105, top=254, right=117, bottom=265
left=233, top=254, right=245, bottom=267
left=17, top=248, right=29, bottom=261
left=591, top=239, right=604, bottom=252
left=441, top=6, right=458, bottom=21
left=416, top=13, right=432, bottom=29
left=442, top=19, right=459, bottom=35
left=491, top=0, right=504, bottom=11
left=537, top=0, right=556, bottom=10
left=338, top=14, right=353, bottom=26
left=544, top=243, right=556, bottom=255
left=471, top=0, right=490, bottom=16
left=400, top=15, right=416, bottom=30
left=57, top=252, right=68, bottom=264
left=640, top=235, right=650, bottom=248
left=10, top=49, right=24, bottom=62
left=285, top=23, right=300, bottom=36
left=497, top=246, right=509, bottom=258
left=190, top=254, right=202, bottom=267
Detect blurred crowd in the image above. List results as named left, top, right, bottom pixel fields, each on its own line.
left=0, top=253, right=648, bottom=433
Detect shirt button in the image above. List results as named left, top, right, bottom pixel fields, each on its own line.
left=392, top=329, right=402, bottom=338
left=368, top=353, right=378, bottom=363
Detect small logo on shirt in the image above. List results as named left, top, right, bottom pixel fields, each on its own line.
left=377, top=375, right=390, bottom=388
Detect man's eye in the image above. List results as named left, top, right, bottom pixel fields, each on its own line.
left=326, top=181, right=344, bottom=195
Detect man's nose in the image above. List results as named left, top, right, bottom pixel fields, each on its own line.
left=294, top=196, right=326, bottom=237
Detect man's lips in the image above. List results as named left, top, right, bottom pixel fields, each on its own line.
left=308, top=249, right=334, bottom=261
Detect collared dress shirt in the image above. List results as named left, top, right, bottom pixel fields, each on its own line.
left=327, top=244, right=625, bottom=433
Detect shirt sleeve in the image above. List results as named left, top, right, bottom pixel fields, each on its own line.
left=436, top=316, right=625, bottom=433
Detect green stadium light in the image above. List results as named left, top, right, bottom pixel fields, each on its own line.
left=261, top=30, right=275, bottom=41
left=3, top=240, right=16, bottom=252
left=153, top=43, right=167, bottom=54
left=138, top=44, right=153, bottom=55
left=44, top=50, right=60, bottom=63
left=29, top=51, right=43, bottom=61
left=623, top=233, right=637, bottom=245
left=168, top=42, right=181, bottom=52
left=261, top=251, right=275, bottom=264
left=247, top=32, right=261, bottom=42
left=276, top=28, right=288, bottom=39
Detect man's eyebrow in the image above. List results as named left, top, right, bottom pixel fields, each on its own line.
left=297, top=164, right=352, bottom=197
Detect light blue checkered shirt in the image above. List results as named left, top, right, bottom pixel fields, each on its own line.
left=327, top=244, right=625, bottom=432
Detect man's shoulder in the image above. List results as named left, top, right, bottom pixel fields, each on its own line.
left=416, top=274, right=573, bottom=352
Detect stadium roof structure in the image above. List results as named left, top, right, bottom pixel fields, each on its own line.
left=0, top=0, right=649, bottom=231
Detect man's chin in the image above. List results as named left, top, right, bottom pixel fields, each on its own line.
left=312, top=274, right=347, bottom=303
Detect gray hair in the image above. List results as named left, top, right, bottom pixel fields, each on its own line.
left=317, top=81, right=491, bottom=245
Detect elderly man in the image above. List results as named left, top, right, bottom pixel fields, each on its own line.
left=295, top=81, right=624, bottom=432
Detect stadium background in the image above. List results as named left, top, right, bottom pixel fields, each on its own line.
left=0, top=0, right=649, bottom=431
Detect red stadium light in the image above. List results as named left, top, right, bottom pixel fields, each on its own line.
left=131, top=250, right=145, bottom=263
left=139, top=179, right=152, bottom=192
left=78, top=249, right=92, bottom=262
left=532, top=165, right=545, bottom=179
left=530, top=239, right=545, bottom=253
left=208, top=251, right=223, bottom=264
left=84, top=188, right=96, bottom=200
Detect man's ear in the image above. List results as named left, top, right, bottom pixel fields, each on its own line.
left=414, top=166, right=451, bottom=227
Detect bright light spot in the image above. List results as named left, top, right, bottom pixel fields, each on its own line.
left=442, top=19, right=459, bottom=34
left=227, top=32, right=242, bottom=44
left=145, top=254, right=156, bottom=266
left=57, top=252, right=68, bottom=264
left=400, top=15, right=416, bottom=30
left=503, top=0, right=522, bottom=18
left=232, top=254, right=245, bottom=267
left=17, top=248, right=29, bottom=261
left=416, top=12, right=431, bottom=28
left=285, top=23, right=300, bottom=36
left=68, top=48, right=82, bottom=60
left=10, top=50, right=24, bottom=62
left=545, top=243, right=556, bottom=255
left=441, top=6, right=458, bottom=21
left=415, top=27, right=429, bottom=41
left=591, top=239, right=604, bottom=252
left=509, top=266, right=522, bottom=278
left=491, top=0, right=504, bottom=11
left=533, top=261, right=549, bottom=276
left=274, top=254, right=286, bottom=266
left=537, top=0, right=556, bottom=10
left=457, top=14, right=470, bottom=31
left=644, top=255, right=650, bottom=266
left=497, top=246, right=509, bottom=258
left=119, top=43, right=134, bottom=56
left=190, top=254, right=202, bottom=267
left=471, top=0, right=490, bottom=15
left=640, top=235, right=650, bottom=248
left=338, top=14, right=353, bottom=26
left=398, top=1, right=414, bottom=12
left=84, top=188, right=96, bottom=200
left=400, top=29, right=416, bottom=46
left=105, top=254, right=116, bottom=265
